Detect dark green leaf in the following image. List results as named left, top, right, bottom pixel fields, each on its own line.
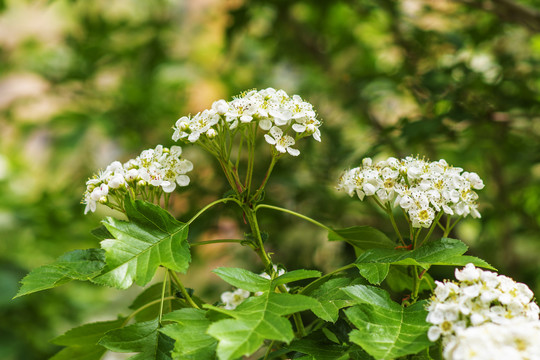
left=52, top=318, right=125, bottom=346
left=205, top=291, right=319, bottom=360
left=272, top=269, right=321, bottom=289
left=343, top=285, right=431, bottom=359
left=93, top=198, right=190, bottom=289
left=355, top=263, right=390, bottom=285
left=212, top=267, right=270, bottom=292
left=129, top=282, right=184, bottom=322
left=160, top=308, right=217, bottom=360
left=15, top=249, right=106, bottom=298
left=91, top=225, right=114, bottom=241
left=99, top=318, right=173, bottom=360
left=328, top=226, right=395, bottom=250
left=354, top=238, right=495, bottom=285
left=310, top=278, right=358, bottom=322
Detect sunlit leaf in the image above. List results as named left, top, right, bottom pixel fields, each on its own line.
left=93, top=198, right=190, bottom=289
left=212, top=267, right=270, bottom=292
left=206, top=291, right=319, bottom=360
left=15, top=249, right=106, bottom=298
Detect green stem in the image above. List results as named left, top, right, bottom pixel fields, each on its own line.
left=122, top=296, right=177, bottom=327
left=185, top=197, right=241, bottom=226
left=159, top=271, right=169, bottom=323
left=244, top=208, right=272, bottom=269
left=190, top=239, right=247, bottom=247
left=263, top=340, right=275, bottom=360
left=254, top=204, right=333, bottom=233
left=418, top=211, right=443, bottom=248
left=251, top=156, right=278, bottom=202
left=244, top=205, right=306, bottom=337
left=169, top=271, right=200, bottom=309
left=411, top=265, right=421, bottom=302
left=386, top=204, right=405, bottom=246
left=300, top=264, right=356, bottom=295
left=444, top=216, right=462, bottom=237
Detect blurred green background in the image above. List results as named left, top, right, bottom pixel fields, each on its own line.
left=1, top=0, right=540, bottom=358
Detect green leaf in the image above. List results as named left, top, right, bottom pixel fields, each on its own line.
left=99, top=318, right=173, bottom=360
left=272, top=269, right=321, bottom=289
left=355, top=263, right=390, bottom=285
left=91, top=225, right=114, bottom=240
left=343, top=285, right=431, bottom=359
left=384, top=266, right=434, bottom=294
left=205, top=291, right=319, bottom=360
left=160, top=308, right=217, bottom=360
left=50, top=318, right=125, bottom=360
left=52, top=318, right=125, bottom=346
left=286, top=338, right=354, bottom=360
left=15, top=249, right=106, bottom=298
left=50, top=346, right=106, bottom=360
left=93, top=198, right=191, bottom=289
left=212, top=267, right=270, bottom=292
left=328, top=226, right=395, bottom=250
left=310, top=278, right=358, bottom=322
left=354, top=238, right=495, bottom=285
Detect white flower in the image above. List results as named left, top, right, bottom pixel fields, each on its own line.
left=337, top=156, right=485, bottom=228
left=426, top=264, right=540, bottom=348
left=221, top=288, right=250, bottom=310
left=171, top=89, right=322, bottom=157
left=264, top=126, right=300, bottom=156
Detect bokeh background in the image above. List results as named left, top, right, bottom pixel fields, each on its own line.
left=1, top=0, right=540, bottom=358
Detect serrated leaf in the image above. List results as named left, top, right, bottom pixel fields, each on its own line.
left=355, top=263, right=390, bottom=285
left=205, top=291, right=319, bottom=360
left=15, top=249, right=106, bottom=298
left=354, top=238, right=495, bottom=283
left=310, top=278, right=359, bottom=323
left=272, top=269, right=321, bottom=289
left=99, top=318, right=173, bottom=360
left=212, top=267, right=270, bottom=292
left=328, top=226, right=395, bottom=250
left=52, top=318, right=125, bottom=346
left=92, top=198, right=190, bottom=289
left=160, top=308, right=217, bottom=360
left=343, top=285, right=431, bottom=359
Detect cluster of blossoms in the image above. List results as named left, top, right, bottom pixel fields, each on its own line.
left=337, top=156, right=484, bottom=228
left=220, top=266, right=286, bottom=310
left=82, top=145, right=193, bottom=214
left=426, top=264, right=540, bottom=359
left=172, top=88, right=321, bottom=156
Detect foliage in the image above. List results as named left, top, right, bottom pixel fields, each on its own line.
left=2, top=0, right=540, bottom=358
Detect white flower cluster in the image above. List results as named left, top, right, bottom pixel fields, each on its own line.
left=220, top=266, right=287, bottom=310
left=172, top=88, right=321, bottom=156
left=82, top=145, right=193, bottom=214
left=337, top=156, right=484, bottom=228
left=426, top=264, right=540, bottom=360
left=443, top=320, right=540, bottom=360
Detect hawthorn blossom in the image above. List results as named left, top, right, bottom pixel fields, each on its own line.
left=171, top=88, right=322, bottom=157
left=220, top=288, right=250, bottom=310
left=425, top=264, right=539, bottom=360
left=337, top=156, right=484, bottom=228
left=82, top=145, right=193, bottom=213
